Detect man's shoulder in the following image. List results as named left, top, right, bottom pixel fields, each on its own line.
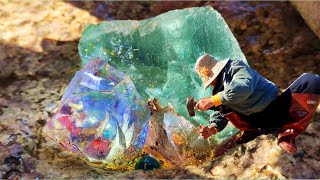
left=230, top=59, right=248, bottom=66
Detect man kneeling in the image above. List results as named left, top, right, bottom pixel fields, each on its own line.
left=193, top=54, right=320, bottom=154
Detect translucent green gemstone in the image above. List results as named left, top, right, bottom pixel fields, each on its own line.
left=79, top=6, right=247, bottom=126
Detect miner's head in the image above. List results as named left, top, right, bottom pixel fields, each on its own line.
left=194, top=54, right=228, bottom=89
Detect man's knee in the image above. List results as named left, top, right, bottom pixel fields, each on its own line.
left=289, top=73, right=320, bottom=94
left=302, top=73, right=320, bottom=87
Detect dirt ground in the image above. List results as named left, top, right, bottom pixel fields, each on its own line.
left=0, top=1, right=319, bottom=179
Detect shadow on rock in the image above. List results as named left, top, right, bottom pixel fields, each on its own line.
left=0, top=38, right=80, bottom=179
left=67, top=1, right=205, bottom=21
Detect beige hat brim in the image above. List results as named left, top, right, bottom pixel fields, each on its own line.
left=203, top=60, right=229, bottom=90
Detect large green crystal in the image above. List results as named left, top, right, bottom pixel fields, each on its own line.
left=79, top=6, right=247, bottom=126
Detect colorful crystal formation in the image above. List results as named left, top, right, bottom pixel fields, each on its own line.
left=46, top=59, right=216, bottom=168
left=47, top=59, right=150, bottom=164
left=47, top=6, right=247, bottom=169
left=79, top=6, right=247, bottom=125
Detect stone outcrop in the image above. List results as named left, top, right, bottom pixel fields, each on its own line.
left=291, top=1, right=320, bottom=39
left=0, top=1, right=320, bottom=179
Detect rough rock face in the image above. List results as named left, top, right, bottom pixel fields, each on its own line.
left=206, top=1, right=320, bottom=89
left=0, top=1, right=320, bottom=179
left=0, top=1, right=98, bottom=52
left=291, top=1, right=320, bottom=39
left=185, top=111, right=320, bottom=179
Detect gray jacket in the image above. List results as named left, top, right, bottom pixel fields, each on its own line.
left=210, top=60, right=279, bottom=131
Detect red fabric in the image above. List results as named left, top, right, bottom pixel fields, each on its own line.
left=222, top=93, right=319, bottom=154
left=224, top=112, right=253, bottom=131
left=279, top=93, right=320, bottom=133
left=224, top=93, right=320, bottom=133
left=277, top=93, right=320, bottom=154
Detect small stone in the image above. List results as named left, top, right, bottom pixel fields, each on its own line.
left=6, top=134, right=18, bottom=146
left=135, top=155, right=161, bottom=170
left=36, top=120, right=46, bottom=127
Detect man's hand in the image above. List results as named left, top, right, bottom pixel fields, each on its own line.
left=199, top=124, right=218, bottom=139
left=195, top=97, right=214, bottom=111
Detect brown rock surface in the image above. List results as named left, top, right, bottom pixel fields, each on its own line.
left=0, top=1, right=319, bottom=179
left=291, top=1, right=320, bottom=39
left=0, top=1, right=98, bottom=52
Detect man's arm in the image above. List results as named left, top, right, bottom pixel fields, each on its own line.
left=209, top=110, right=228, bottom=132
left=217, top=60, right=256, bottom=105
left=199, top=110, right=228, bottom=139
left=196, top=60, right=256, bottom=110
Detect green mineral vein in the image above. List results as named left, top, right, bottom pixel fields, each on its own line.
left=79, top=6, right=247, bottom=126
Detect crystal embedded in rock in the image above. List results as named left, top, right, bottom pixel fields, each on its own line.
left=78, top=6, right=248, bottom=126
left=48, top=7, right=251, bottom=168
left=46, top=59, right=150, bottom=164
left=46, top=59, right=216, bottom=168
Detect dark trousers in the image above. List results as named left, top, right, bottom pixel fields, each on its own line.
left=286, top=73, right=320, bottom=95
left=243, top=73, right=320, bottom=129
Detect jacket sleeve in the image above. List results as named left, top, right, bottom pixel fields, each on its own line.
left=218, top=60, right=255, bottom=105
left=209, top=111, right=228, bottom=132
